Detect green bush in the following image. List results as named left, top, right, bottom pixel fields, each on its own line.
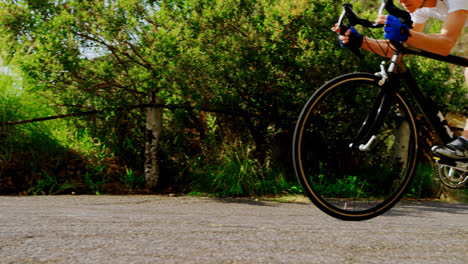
left=0, top=0, right=465, bottom=197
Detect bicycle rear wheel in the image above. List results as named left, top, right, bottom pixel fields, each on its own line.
left=293, top=73, right=418, bottom=221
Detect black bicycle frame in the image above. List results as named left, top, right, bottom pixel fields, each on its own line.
left=341, top=0, right=468, bottom=149
left=392, top=44, right=466, bottom=144
left=352, top=45, right=467, bottom=149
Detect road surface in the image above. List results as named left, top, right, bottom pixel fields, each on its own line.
left=0, top=195, right=466, bottom=263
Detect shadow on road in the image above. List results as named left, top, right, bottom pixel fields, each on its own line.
left=210, top=197, right=279, bottom=207
left=207, top=196, right=467, bottom=218
left=384, top=200, right=468, bottom=218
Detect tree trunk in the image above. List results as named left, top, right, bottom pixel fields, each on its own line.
left=145, top=98, right=163, bottom=190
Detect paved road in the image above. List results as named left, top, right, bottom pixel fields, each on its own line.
left=0, top=195, right=466, bottom=264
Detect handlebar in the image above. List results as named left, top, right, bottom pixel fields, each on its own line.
left=338, top=0, right=413, bottom=30
left=381, top=0, right=413, bottom=29
left=336, top=4, right=383, bottom=31
left=337, top=0, right=414, bottom=58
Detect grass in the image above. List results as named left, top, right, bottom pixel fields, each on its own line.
left=185, top=143, right=303, bottom=197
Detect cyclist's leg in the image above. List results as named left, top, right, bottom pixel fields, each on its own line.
left=431, top=67, right=468, bottom=159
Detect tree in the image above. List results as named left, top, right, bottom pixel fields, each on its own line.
left=0, top=0, right=170, bottom=188
left=0, top=0, right=348, bottom=186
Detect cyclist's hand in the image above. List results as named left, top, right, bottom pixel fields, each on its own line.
left=332, top=25, right=363, bottom=50
left=379, top=14, right=411, bottom=42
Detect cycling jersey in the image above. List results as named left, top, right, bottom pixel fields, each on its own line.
left=411, top=0, right=468, bottom=26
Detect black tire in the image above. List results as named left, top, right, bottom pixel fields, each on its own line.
left=293, top=73, right=418, bottom=221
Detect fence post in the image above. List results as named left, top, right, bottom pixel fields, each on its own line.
left=145, top=97, right=163, bottom=190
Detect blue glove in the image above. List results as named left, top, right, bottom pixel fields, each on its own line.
left=338, top=26, right=363, bottom=50
left=384, top=15, right=410, bottom=42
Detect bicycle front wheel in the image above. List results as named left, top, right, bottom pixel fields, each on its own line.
left=293, top=73, right=418, bottom=221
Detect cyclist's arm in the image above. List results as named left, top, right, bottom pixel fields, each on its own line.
left=376, top=10, right=468, bottom=56
left=333, top=26, right=393, bottom=58
left=359, top=22, right=425, bottom=58
left=360, top=38, right=395, bottom=58
left=408, top=10, right=467, bottom=56
left=411, top=23, right=425, bottom=33
left=335, top=10, right=466, bottom=57
left=465, top=67, right=468, bottom=87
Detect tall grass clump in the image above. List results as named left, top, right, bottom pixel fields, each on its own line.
left=186, top=142, right=302, bottom=197
left=408, top=163, right=436, bottom=198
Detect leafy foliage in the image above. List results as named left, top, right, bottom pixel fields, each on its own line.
left=0, top=0, right=465, bottom=196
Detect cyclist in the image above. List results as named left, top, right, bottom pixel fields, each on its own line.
left=334, top=0, right=468, bottom=159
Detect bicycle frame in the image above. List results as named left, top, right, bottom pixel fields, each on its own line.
left=396, top=48, right=467, bottom=144
left=342, top=0, right=468, bottom=150
left=351, top=46, right=467, bottom=150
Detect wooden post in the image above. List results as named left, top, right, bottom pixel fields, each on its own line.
left=392, top=120, right=410, bottom=169
left=145, top=97, right=163, bottom=190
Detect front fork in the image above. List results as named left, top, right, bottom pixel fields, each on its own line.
left=349, top=57, right=399, bottom=151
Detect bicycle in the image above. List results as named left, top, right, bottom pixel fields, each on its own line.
left=292, top=0, right=468, bottom=221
